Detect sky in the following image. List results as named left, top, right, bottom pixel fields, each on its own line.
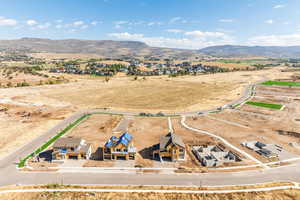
left=0, top=0, right=300, bottom=49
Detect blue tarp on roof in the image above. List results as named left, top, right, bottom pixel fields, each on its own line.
left=117, top=132, right=133, bottom=147
left=105, top=136, right=118, bottom=148
left=105, top=133, right=133, bottom=148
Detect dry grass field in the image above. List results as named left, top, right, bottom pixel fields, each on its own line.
left=0, top=67, right=295, bottom=160
left=0, top=190, right=299, bottom=200
left=30, top=53, right=103, bottom=60
left=196, top=61, right=255, bottom=70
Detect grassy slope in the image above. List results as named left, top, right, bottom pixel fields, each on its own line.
left=245, top=101, right=283, bottom=110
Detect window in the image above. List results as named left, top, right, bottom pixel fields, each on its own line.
left=179, top=149, right=184, bottom=152
left=116, top=149, right=121, bottom=152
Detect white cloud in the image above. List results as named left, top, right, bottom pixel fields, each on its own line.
left=265, top=19, right=274, bottom=24
left=113, top=21, right=129, bottom=29
left=147, top=22, right=162, bottom=26
left=108, top=30, right=234, bottom=49
left=273, top=4, right=285, bottom=9
left=56, top=19, right=63, bottom=23
left=248, top=33, right=300, bottom=46
left=37, top=22, right=51, bottom=29
left=26, top=20, right=38, bottom=26
left=91, top=21, right=98, bottom=25
left=166, top=29, right=183, bottom=33
left=185, top=30, right=227, bottom=38
left=219, top=19, right=234, bottom=23
left=169, top=17, right=187, bottom=24
left=0, top=16, right=17, bottom=26
left=73, top=20, right=84, bottom=26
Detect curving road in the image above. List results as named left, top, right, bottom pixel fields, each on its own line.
left=2, top=77, right=300, bottom=187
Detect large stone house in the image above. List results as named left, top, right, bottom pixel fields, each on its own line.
left=103, top=132, right=136, bottom=160
left=153, top=132, right=186, bottom=161
left=52, top=137, right=92, bottom=160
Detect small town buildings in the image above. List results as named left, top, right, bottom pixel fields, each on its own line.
left=192, top=145, right=242, bottom=167
left=103, top=132, right=136, bottom=160
left=152, top=132, right=186, bottom=161
left=52, top=137, right=92, bottom=160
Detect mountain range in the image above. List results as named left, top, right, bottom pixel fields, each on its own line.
left=0, top=38, right=300, bottom=58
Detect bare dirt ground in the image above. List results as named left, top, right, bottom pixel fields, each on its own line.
left=1, top=190, right=299, bottom=200
left=0, top=67, right=295, bottom=161
left=66, top=114, right=122, bottom=161
left=0, top=103, right=74, bottom=159
left=187, top=85, right=300, bottom=163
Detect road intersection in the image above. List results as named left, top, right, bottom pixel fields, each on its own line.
left=1, top=78, right=300, bottom=188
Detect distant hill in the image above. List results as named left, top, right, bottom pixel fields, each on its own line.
left=0, top=38, right=203, bottom=59
left=1, top=38, right=300, bottom=59
left=199, top=45, right=300, bottom=58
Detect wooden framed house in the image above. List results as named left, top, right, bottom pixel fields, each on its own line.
left=153, top=132, right=186, bottom=161
left=103, top=132, right=136, bottom=160
left=52, top=137, right=92, bottom=160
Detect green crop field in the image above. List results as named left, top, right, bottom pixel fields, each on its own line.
left=262, top=80, right=300, bottom=87
left=245, top=101, right=283, bottom=110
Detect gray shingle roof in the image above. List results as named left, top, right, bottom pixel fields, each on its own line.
left=160, top=132, right=185, bottom=151
left=53, top=137, right=82, bottom=149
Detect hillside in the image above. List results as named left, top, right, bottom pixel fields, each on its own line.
left=0, top=38, right=202, bottom=59
left=199, top=45, right=300, bottom=58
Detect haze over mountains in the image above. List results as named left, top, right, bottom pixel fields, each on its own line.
left=1, top=38, right=300, bottom=58
left=199, top=45, right=300, bottom=58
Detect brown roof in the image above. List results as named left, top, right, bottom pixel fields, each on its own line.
left=160, top=132, right=185, bottom=151
left=53, top=137, right=82, bottom=149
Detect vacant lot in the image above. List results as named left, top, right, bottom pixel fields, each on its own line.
left=67, top=114, right=122, bottom=159
left=0, top=67, right=295, bottom=159
left=0, top=103, right=73, bottom=159
left=1, top=190, right=299, bottom=200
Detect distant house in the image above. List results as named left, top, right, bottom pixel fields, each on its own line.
left=153, top=132, right=186, bottom=161
left=103, top=132, right=136, bottom=160
left=52, top=137, right=92, bottom=160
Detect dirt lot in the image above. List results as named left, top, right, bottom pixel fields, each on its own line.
left=1, top=190, right=299, bottom=200
left=0, top=67, right=296, bottom=161
left=66, top=114, right=122, bottom=160
left=187, top=85, right=300, bottom=163
left=62, top=116, right=216, bottom=169
left=0, top=103, right=74, bottom=159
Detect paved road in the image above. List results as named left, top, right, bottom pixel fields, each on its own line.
left=2, top=77, right=300, bottom=187
left=181, top=116, right=266, bottom=168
